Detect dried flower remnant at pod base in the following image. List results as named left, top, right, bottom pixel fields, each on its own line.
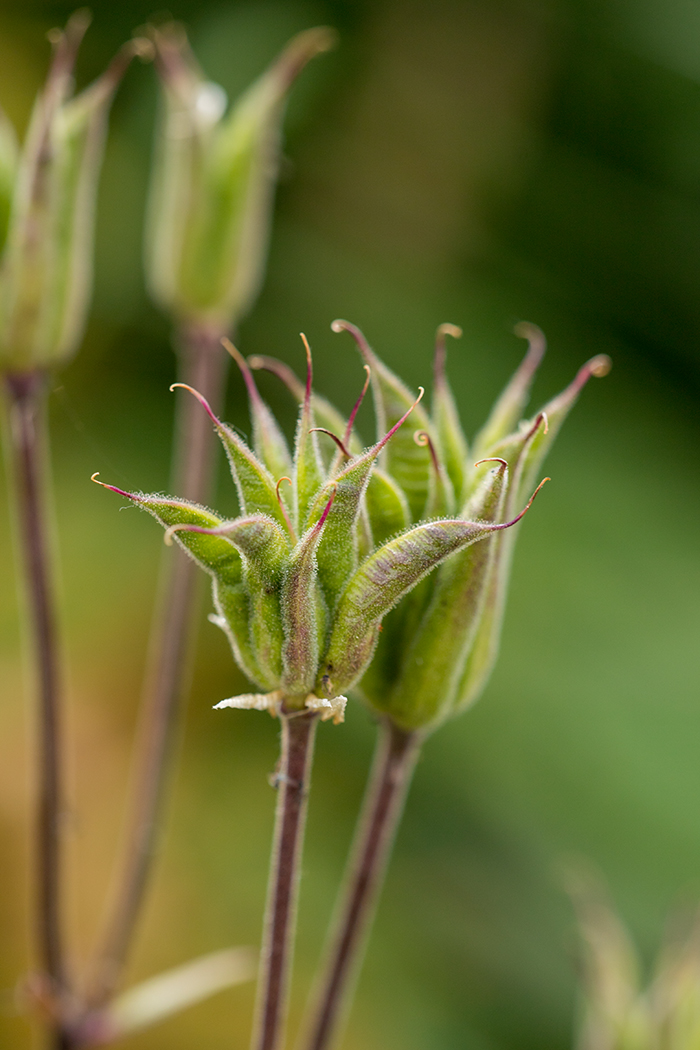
left=94, top=333, right=540, bottom=719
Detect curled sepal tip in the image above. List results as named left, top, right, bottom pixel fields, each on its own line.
left=170, top=382, right=220, bottom=425
left=472, top=321, right=548, bottom=458
left=222, top=337, right=292, bottom=480
left=433, top=322, right=462, bottom=388
left=331, top=319, right=433, bottom=520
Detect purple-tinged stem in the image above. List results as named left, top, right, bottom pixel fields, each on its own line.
left=87, top=320, right=227, bottom=1007
left=252, top=711, right=319, bottom=1050
left=4, top=371, right=68, bottom=1045
left=300, top=719, right=421, bottom=1050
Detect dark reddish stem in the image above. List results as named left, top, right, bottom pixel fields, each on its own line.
left=87, top=320, right=228, bottom=1006
left=252, top=711, right=319, bottom=1050
left=4, top=371, right=69, bottom=1045
left=300, top=719, right=421, bottom=1050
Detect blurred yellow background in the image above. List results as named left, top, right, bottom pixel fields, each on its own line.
left=0, top=1, right=699, bottom=1047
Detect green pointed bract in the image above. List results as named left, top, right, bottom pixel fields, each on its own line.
left=224, top=338, right=292, bottom=482
left=418, top=430, right=455, bottom=519
left=471, top=322, right=547, bottom=461
left=454, top=354, right=611, bottom=715
left=293, top=338, right=325, bottom=528
left=147, top=24, right=335, bottom=329
left=0, top=16, right=139, bottom=372
left=365, top=468, right=410, bottom=548
left=319, top=515, right=520, bottom=697
left=211, top=581, right=264, bottom=689
left=280, top=494, right=334, bottom=701
left=431, top=324, right=468, bottom=504
left=92, top=484, right=242, bottom=585
left=516, top=354, right=612, bottom=503
left=332, top=320, right=432, bottom=520
left=378, top=462, right=508, bottom=730
left=305, top=389, right=422, bottom=612
left=174, top=383, right=290, bottom=531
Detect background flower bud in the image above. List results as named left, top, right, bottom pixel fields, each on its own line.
left=0, top=14, right=141, bottom=374
left=145, top=24, right=336, bottom=330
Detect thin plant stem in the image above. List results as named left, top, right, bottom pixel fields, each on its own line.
left=87, top=321, right=228, bottom=1006
left=299, top=718, right=422, bottom=1050
left=4, top=371, right=68, bottom=1042
left=252, top=710, right=319, bottom=1050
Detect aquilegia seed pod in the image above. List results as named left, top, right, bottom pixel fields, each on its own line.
left=0, top=13, right=144, bottom=374
left=145, top=24, right=335, bottom=331
left=251, top=320, right=610, bottom=732
left=95, top=333, right=540, bottom=719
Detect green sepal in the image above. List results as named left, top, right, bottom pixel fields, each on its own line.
left=420, top=432, right=455, bottom=519
left=97, top=487, right=243, bottom=585
left=211, top=580, right=265, bottom=690
left=516, top=354, right=612, bottom=504
left=376, top=461, right=508, bottom=731
left=472, top=323, right=546, bottom=461
left=365, top=468, right=409, bottom=548
left=454, top=415, right=549, bottom=712
left=214, top=515, right=288, bottom=687
left=215, top=415, right=289, bottom=530
left=292, top=342, right=325, bottom=529
left=332, top=320, right=432, bottom=520
left=279, top=498, right=333, bottom=701
left=431, top=324, right=468, bottom=504
left=319, top=517, right=512, bottom=696
left=305, top=391, right=420, bottom=612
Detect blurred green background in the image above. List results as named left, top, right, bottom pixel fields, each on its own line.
left=0, top=0, right=699, bottom=1047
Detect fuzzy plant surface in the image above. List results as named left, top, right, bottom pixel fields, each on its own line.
left=250, top=321, right=611, bottom=733
left=94, top=332, right=541, bottom=718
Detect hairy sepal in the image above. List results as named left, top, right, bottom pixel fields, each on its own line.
left=455, top=416, right=549, bottom=712
left=378, top=462, right=508, bottom=730
left=215, top=420, right=290, bottom=530
left=333, top=321, right=432, bottom=520
left=432, top=324, right=469, bottom=503
left=472, top=323, right=546, bottom=460
left=293, top=361, right=325, bottom=529
left=279, top=516, right=328, bottom=701
left=111, top=492, right=242, bottom=585
left=319, top=518, right=506, bottom=696
left=365, top=468, right=410, bottom=548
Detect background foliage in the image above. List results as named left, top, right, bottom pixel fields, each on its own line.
left=0, top=1, right=698, bottom=1047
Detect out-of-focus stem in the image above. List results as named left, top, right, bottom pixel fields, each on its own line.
left=300, top=719, right=422, bottom=1050
left=4, top=371, right=68, bottom=1041
left=87, top=321, right=227, bottom=1006
left=251, top=711, right=319, bottom=1050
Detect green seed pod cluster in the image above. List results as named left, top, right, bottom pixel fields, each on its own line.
left=0, top=13, right=144, bottom=375
left=251, top=320, right=610, bottom=733
left=97, top=332, right=537, bottom=719
left=145, top=24, right=335, bottom=331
